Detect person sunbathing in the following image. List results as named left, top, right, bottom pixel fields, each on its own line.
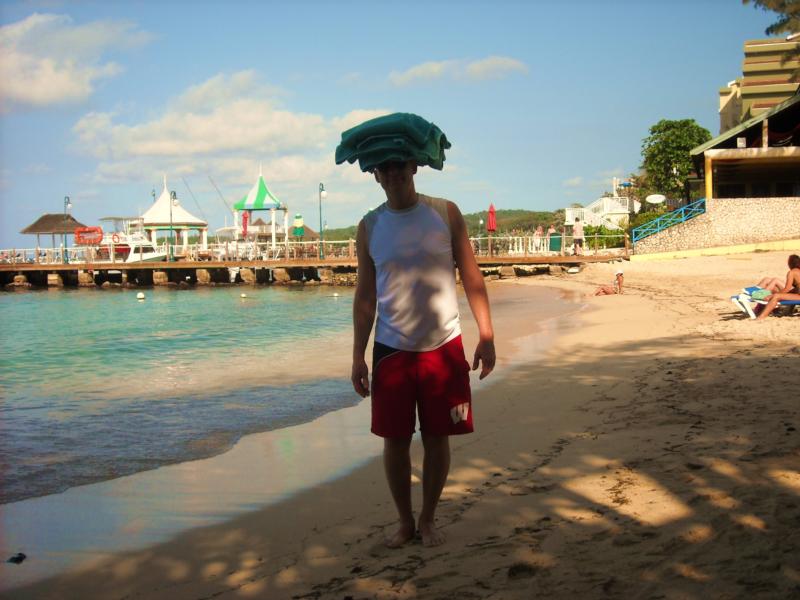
left=594, top=270, right=624, bottom=296
left=756, top=276, right=784, bottom=293
left=755, top=254, right=800, bottom=320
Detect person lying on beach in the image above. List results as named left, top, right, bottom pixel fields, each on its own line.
left=756, top=276, right=785, bottom=294
left=339, top=113, right=495, bottom=548
left=756, top=254, right=800, bottom=320
left=594, top=270, right=624, bottom=296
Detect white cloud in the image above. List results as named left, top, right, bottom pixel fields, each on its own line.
left=464, top=56, right=528, bottom=80
left=0, top=13, right=151, bottom=111
left=389, top=56, right=527, bottom=86
left=562, top=176, right=583, bottom=187
left=172, top=71, right=284, bottom=112
left=70, top=71, right=394, bottom=227
left=389, top=60, right=458, bottom=86
left=74, top=75, right=327, bottom=161
left=73, top=74, right=390, bottom=171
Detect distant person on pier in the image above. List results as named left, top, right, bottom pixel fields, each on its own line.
left=573, top=217, right=584, bottom=256
left=533, top=225, right=543, bottom=252
left=337, top=112, right=495, bottom=548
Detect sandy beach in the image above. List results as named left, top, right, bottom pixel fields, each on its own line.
left=3, top=250, right=799, bottom=599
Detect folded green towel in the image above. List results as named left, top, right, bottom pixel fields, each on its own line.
left=751, top=289, right=772, bottom=300
left=335, top=112, right=451, bottom=172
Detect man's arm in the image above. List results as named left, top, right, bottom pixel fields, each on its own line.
left=352, top=219, right=377, bottom=397
left=447, top=202, right=495, bottom=379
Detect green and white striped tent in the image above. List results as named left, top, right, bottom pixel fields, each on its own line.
left=233, top=171, right=288, bottom=252
left=232, top=174, right=283, bottom=211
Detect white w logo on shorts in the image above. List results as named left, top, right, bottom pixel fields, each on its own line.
left=450, top=403, right=469, bottom=424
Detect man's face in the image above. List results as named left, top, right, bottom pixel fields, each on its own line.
left=373, top=160, right=417, bottom=191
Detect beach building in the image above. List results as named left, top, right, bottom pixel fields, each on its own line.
left=719, top=37, right=800, bottom=133
left=141, top=178, right=208, bottom=250
left=633, top=92, right=800, bottom=256
left=564, top=178, right=640, bottom=230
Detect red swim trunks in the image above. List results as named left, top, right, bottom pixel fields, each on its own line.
left=371, top=335, right=473, bottom=438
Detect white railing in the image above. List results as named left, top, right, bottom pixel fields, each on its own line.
left=471, top=234, right=626, bottom=257
left=0, top=240, right=357, bottom=265
left=1, top=234, right=628, bottom=266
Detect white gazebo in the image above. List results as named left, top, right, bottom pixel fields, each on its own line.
left=142, top=177, right=208, bottom=250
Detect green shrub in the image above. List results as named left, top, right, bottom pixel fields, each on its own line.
left=583, top=225, right=625, bottom=249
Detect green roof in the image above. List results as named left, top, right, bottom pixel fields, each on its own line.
left=690, top=92, right=800, bottom=157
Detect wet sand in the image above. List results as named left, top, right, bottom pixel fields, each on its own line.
left=3, top=251, right=799, bottom=599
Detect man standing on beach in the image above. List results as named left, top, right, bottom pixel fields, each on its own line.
left=336, top=113, right=495, bottom=547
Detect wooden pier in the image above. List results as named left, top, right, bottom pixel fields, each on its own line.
left=0, top=254, right=625, bottom=289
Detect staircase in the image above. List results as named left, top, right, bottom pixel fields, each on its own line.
left=631, top=199, right=706, bottom=243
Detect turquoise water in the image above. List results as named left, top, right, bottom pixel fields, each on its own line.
left=0, top=286, right=356, bottom=504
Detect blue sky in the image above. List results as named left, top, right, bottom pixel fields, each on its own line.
left=0, top=0, right=776, bottom=247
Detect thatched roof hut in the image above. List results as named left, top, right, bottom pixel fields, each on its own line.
left=20, top=213, right=88, bottom=248
left=20, top=213, right=87, bottom=235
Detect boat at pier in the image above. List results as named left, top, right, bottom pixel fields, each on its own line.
left=80, top=217, right=167, bottom=263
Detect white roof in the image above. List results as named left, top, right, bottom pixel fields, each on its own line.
left=141, top=177, right=207, bottom=227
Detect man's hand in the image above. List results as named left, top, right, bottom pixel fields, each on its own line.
left=472, top=339, right=496, bottom=380
left=352, top=358, right=371, bottom=397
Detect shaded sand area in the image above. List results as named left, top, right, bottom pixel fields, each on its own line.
left=3, top=251, right=800, bottom=599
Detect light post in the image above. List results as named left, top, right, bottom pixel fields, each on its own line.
left=478, top=218, right=484, bottom=255
left=169, top=190, right=177, bottom=261
left=63, top=195, right=72, bottom=263
left=318, top=183, right=327, bottom=259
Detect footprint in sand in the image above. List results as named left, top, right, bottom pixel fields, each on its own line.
left=507, top=562, right=539, bottom=579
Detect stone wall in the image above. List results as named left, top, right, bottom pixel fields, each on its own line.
left=634, top=197, right=800, bottom=254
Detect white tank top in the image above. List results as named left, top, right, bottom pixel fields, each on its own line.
left=364, top=194, right=461, bottom=351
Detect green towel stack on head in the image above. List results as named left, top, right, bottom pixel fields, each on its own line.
left=335, top=112, right=451, bottom=172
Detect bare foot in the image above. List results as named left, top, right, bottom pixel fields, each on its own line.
left=418, top=520, right=446, bottom=547
left=384, top=521, right=416, bottom=548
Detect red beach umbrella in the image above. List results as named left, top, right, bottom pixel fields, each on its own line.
left=242, top=210, right=249, bottom=237
left=487, top=203, right=497, bottom=232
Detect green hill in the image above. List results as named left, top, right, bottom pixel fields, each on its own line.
left=322, top=225, right=358, bottom=241
left=463, top=209, right=564, bottom=237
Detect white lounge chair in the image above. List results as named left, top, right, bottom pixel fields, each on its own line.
left=732, top=287, right=800, bottom=319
